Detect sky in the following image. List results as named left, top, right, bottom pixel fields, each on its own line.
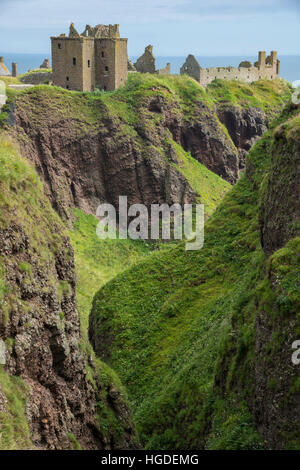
left=0, top=0, right=299, bottom=56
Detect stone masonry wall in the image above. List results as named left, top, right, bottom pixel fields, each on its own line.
left=180, top=51, right=280, bottom=87
left=114, top=39, right=128, bottom=89
left=95, top=39, right=115, bottom=91
left=82, top=39, right=95, bottom=92
left=198, top=63, right=278, bottom=87
left=134, top=46, right=156, bottom=74
left=52, top=37, right=87, bottom=91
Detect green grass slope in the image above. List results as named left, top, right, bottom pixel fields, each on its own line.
left=207, top=78, right=291, bottom=119
left=69, top=209, right=151, bottom=335
left=4, top=73, right=289, bottom=128
left=90, top=103, right=300, bottom=450
left=171, top=141, right=230, bottom=216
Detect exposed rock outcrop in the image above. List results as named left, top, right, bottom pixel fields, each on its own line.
left=217, top=105, right=267, bottom=169
left=259, top=114, right=300, bottom=255
left=177, top=102, right=239, bottom=181
left=7, top=77, right=286, bottom=222
left=12, top=110, right=196, bottom=220
left=9, top=86, right=239, bottom=220
left=0, top=139, right=139, bottom=450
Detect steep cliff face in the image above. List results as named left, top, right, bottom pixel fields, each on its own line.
left=10, top=88, right=197, bottom=221
left=5, top=76, right=289, bottom=223
left=176, top=102, right=239, bottom=182
left=251, top=237, right=300, bottom=450
left=217, top=105, right=267, bottom=169
left=207, top=78, right=291, bottom=169
left=0, top=75, right=292, bottom=450
left=251, top=109, right=300, bottom=448
left=136, top=93, right=239, bottom=184
left=89, top=104, right=299, bottom=450
left=259, top=111, right=300, bottom=255
left=0, top=137, right=138, bottom=450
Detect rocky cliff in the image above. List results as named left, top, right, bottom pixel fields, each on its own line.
left=217, top=105, right=267, bottom=169
left=259, top=108, right=300, bottom=255
left=3, top=76, right=289, bottom=223
left=0, top=74, right=292, bottom=450
left=89, top=102, right=299, bottom=450
left=251, top=107, right=300, bottom=448
left=0, top=137, right=138, bottom=450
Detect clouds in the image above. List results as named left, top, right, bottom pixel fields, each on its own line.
left=1, top=0, right=299, bottom=27
left=0, top=0, right=299, bottom=55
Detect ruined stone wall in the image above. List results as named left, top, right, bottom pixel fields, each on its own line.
left=40, top=59, right=50, bottom=69
left=134, top=46, right=156, bottom=74
left=12, top=63, right=18, bottom=77
left=180, top=51, right=280, bottom=87
left=180, top=55, right=201, bottom=82
left=157, top=63, right=171, bottom=75
left=0, top=57, right=10, bottom=76
left=20, top=71, right=52, bottom=85
left=198, top=63, right=278, bottom=87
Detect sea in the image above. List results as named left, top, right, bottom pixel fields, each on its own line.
left=1, top=53, right=300, bottom=84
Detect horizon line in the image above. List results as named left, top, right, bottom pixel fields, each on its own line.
left=1, top=52, right=300, bottom=57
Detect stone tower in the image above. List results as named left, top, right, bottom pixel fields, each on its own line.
left=12, top=62, right=18, bottom=77
left=51, top=23, right=128, bottom=92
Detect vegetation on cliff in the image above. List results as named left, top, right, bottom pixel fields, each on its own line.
left=0, top=74, right=295, bottom=449
left=1, top=75, right=291, bottom=211
left=207, top=78, right=291, bottom=118
left=89, top=103, right=300, bottom=450
left=0, top=136, right=138, bottom=450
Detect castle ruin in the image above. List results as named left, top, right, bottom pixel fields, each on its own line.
left=180, top=51, right=280, bottom=86
left=51, top=23, right=128, bottom=92
left=50, top=24, right=279, bottom=92
left=134, top=45, right=171, bottom=75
